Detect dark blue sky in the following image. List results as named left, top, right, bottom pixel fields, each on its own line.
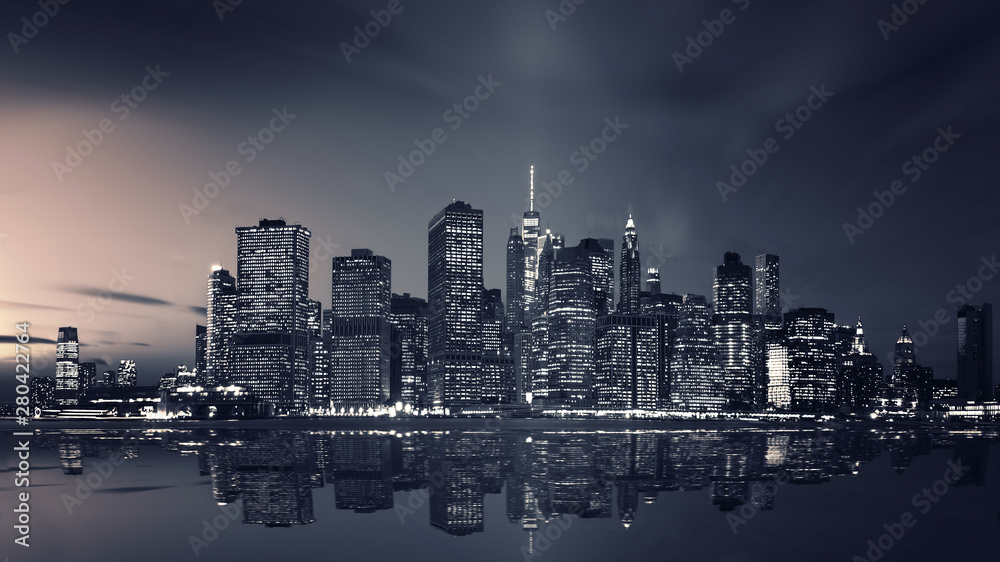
left=1, top=0, right=998, bottom=387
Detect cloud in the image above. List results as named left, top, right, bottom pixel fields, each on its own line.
left=94, top=358, right=109, bottom=366
left=188, top=305, right=208, bottom=315
left=0, top=300, right=74, bottom=312
left=0, top=335, right=56, bottom=345
left=58, top=286, right=174, bottom=307
left=130, top=342, right=151, bottom=347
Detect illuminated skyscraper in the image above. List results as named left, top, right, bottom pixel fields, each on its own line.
left=78, top=362, right=97, bottom=395
left=891, top=325, right=921, bottom=406
left=305, top=299, right=325, bottom=412
left=231, top=218, right=312, bottom=414
left=55, top=326, right=80, bottom=406
left=506, top=227, right=525, bottom=331
left=713, top=252, right=757, bottom=410
left=595, top=314, right=659, bottom=410
left=29, top=376, right=55, bottom=411
left=522, top=165, right=541, bottom=321
left=428, top=201, right=484, bottom=408
left=754, top=254, right=781, bottom=331
left=957, top=303, right=993, bottom=402
left=838, top=317, right=883, bottom=412
left=482, top=288, right=515, bottom=404
left=117, top=359, right=137, bottom=387
left=329, top=249, right=392, bottom=409
left=670, top=295, right=724, bottom=411
left=617, top=214, right=641, bottom=314
left=534, top=230, right=564, bottom=317
left=645, top=267, right=661, bottom=297
left=533, top=240, right=597, bottom=406
left=581, top=238, right=615, bottom=317
left=390, top=293, right=429, bottom=407
left=195, top=324, right=207, bottom=384
left=206, top=266, right=237, bottom=386
left=785, top=308, right=837, bottom=412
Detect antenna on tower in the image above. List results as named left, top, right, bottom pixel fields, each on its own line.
left=529, top=163, right=535, bottom=212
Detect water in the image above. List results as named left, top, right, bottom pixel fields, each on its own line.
left=2, top=421, right=998, bottom=561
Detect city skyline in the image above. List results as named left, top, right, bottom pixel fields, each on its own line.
left=1, top=1, right=998, bottom=394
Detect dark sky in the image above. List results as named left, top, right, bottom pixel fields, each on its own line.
left=1, top=0, right=998, bottom=389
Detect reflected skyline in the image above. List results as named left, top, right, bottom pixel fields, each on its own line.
left=31, top=425, right=995, bottom=533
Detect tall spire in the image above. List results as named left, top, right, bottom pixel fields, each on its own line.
left=529, top=162, right=534, bottom=212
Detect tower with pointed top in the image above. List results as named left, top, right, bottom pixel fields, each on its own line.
left=522, top=164, right=541, bottom=321
left=890, top=324, right=931, bottom=408
left=838, top=316, right=883, bottom=412
left=617, top=212, right=641, bottom=314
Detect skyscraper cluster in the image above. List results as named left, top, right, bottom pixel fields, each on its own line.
left=38, top=167, right=996, bottom=416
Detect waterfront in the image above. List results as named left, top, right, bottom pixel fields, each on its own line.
left=2, top=423, right=997, bottom=561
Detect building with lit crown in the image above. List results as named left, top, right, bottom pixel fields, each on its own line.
left=55, top=326, right=80, bottom=406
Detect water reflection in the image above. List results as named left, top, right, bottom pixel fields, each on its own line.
left=35, top=424, right=995, bottom=537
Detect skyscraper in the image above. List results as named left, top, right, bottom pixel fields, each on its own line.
left=785, top=308, right=837, bottom=412
left=205, top=266, right=237, bottom=387
left=533, top=240, right=598, bottom=406
left=78, top=362, right=97, bottom=396
left=595, top=314, right=659, bottom=410
left=617, top=214, right=641, bottom=314
left=957, top=303, right=993, bottom=402
left=838, top=317, right=883, bottom=413
left=54, top=326, right=80, bottom=406
left=117, top=359, right=137, bottom=387
left=713, top=252, right=757, bottom=410
left=389, top=293, right=429, bottom=408
left=231, top=218, right=312, bottom=414
left=428, top=201, right=484, bottom=408
left=754, top=254, right=781, bottom=331
left=29, top=376, right=55, bottom=412
left=306, top=299, right=325, bottom=412
left=670, top=295, right=724, bottom=411
left=891, top=325, right=920, bottom=406
left=195, top=324, right=207, bottom=384
left=646, top=267, right=661, bottom=297
left=522, top=165, right=541, bottom=322
left=533, top=230, right=563, bottom=317
left=482, top=288, right=515, bottom=404
left=506, top=227, right=525, bottom=331
left=329, top=249, right=392, bottom=409
left=581, top=238, right=615, bottom=317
